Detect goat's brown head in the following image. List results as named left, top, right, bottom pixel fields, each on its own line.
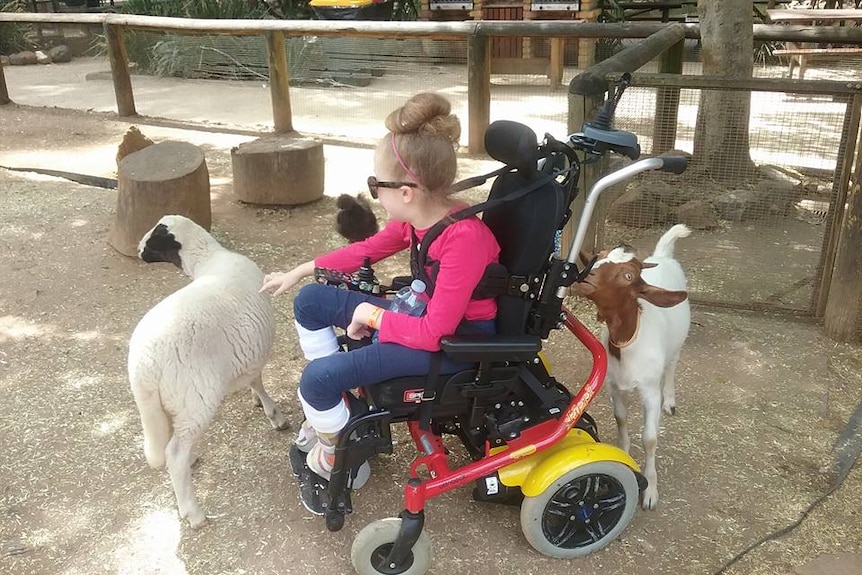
left=573, top=246, right=687, bottom=311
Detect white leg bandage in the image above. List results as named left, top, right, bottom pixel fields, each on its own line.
left=298, top=389, right=350, bottom=435
left=294, top=320, right=339, bottom=360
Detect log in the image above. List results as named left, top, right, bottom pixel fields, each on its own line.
left=231, top=134, right=324, bottom=205
left=109, top=141, right=211, bottom=257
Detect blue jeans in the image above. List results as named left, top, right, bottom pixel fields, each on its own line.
left=294, top=283, right=495, bottom=411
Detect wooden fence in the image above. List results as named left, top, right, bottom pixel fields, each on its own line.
left=3, top=13, right=862, bottom=152
left=2, top=14, right=862, bottom=341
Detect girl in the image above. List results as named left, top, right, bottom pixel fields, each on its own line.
left=260, top=92, right=500, bottom=482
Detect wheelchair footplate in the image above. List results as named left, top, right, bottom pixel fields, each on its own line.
left=289, top=443, right=333, bottom=516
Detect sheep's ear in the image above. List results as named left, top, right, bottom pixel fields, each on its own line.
left=639, top=284, right=687, bottom=308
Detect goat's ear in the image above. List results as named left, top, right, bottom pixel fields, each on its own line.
left=639, top=284, right=688, bottom=308
left=578, top=250, right=592, bottom=266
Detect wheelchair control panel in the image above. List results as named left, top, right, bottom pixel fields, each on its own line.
left=314, top=256, right=384, bottom=295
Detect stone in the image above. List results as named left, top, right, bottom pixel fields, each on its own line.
left=674, top=199, right=719, bottom=230
left=35, top=51, right=52, bottom=65
left=9, top=51, right=37, bottom=66
left=642, top=179, right=690, bottom=207
left=754, top=178, right=804, bottom=217
left=712, top=188, right=760, bottom=222
left=608, top=187, right=670, bottom=228
left=47, top=45, right=72, bottom=63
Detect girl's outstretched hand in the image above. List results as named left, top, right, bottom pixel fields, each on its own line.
left=260, top=261, right=315, bottom=296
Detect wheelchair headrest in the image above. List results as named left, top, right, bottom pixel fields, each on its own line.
left=484, top=121, right=538, bottom=180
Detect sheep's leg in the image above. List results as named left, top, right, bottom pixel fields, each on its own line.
left=609, top=386, right=631, bottom=454
left=249, top=376, right=289, bottom=431
left=662, top=354, right=680, bottom=416
left=165, top=427, right=207, bottom=528
left=639, top=387, right=663, bottom=511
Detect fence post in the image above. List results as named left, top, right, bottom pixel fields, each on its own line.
left=267, top=30, right=293, bottom=134
left=104, top=23, right=136, bottom=117
left=0, top=55, right=10, bottom=105
left=468, top=33, right=490, bottom=155
left=565, top=90, right=605, bottom=254
left=824, top=97, right=862, bottom=342
left=653, top=37, right=684, bottom=154
left=816, top=93, right=861, bottom=317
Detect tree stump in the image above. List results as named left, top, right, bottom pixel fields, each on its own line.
left=108, top=141, right=211, bottom=257
left=231, top=134, right=324, bottom=205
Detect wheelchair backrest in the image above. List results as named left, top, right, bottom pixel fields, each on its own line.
left=481, top=122, right=567, bottom=336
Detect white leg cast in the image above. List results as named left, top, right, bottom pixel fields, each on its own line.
left=249, top=375, right=289, bottom=430
left=294, top=320, right=340, bottom=360
left=639, top=386, right=662, bottom=510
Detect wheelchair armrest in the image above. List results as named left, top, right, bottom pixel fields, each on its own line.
left=439, top=334, right=542, bottom=363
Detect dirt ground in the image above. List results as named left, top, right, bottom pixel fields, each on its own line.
left=1, top=104, right=861, bottom=575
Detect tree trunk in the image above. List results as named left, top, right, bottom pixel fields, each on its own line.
left=694, top=0, right=756, bottom=179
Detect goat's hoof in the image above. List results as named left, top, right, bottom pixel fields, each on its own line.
left=662, top=403, right=676, bottom=416
left=186, top=510, right=208, bottom=529
left=270, top=413, right=290, bottom=431
left=641, top=490, right=659, bottom=511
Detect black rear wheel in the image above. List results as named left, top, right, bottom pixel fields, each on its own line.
left=520, top=461, right=638, bottom=558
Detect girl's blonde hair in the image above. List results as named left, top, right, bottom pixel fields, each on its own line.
left=375, top=92, right=461, bottom=197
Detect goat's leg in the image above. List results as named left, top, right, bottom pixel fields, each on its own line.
left=609, top=386, right=631, bottom=454
left=662, top=354, right=680, bottom=416
left=165, top=425, right=208, bottom=528
left=639, top=387, right=663, bottom=510
left=249, top=375, right=289, bottom=430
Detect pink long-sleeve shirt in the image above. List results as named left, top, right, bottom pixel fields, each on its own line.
left=315, top=214, right=500, bottom=352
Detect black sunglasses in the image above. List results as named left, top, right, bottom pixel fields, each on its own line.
left=367, top=176, right=418, bottom=200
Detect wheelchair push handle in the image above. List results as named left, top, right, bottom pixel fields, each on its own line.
left=658, top=155, right=688, bottom=174
left=557, top=156, right=688, bottom=298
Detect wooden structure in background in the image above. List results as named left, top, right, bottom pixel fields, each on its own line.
left=420, top=0, right=601, bottom=86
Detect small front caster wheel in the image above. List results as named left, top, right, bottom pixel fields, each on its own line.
left=325, top=509, right=345, bottom=532
left=351, top=518, right=431, bottom=575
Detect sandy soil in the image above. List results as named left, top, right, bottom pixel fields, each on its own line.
left=1, top=104, right=861, bottom=575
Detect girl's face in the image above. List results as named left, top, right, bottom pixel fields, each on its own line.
left=372, top=155, right=420, bottom=223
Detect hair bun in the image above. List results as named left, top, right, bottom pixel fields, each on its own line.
left=385, top=92, right=460, bottom=145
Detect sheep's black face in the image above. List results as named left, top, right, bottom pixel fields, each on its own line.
left=141, top=224, right=183, bottom=269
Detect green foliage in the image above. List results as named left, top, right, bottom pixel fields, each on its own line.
left=0, top=0, right=33, bottom=55
left=121, top=0, right=267, bottom=19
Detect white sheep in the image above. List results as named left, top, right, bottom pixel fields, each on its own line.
left=129, top=215, right=289, bottom=528
left=574, top=223, right=691, bottom=510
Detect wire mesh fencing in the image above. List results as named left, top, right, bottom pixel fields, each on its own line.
left=595, top=81, right=858, bottom=314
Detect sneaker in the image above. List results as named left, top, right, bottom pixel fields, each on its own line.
left=295, top=420, right=318, bottom=453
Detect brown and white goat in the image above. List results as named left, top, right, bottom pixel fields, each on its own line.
left=573, top=223, right=691, bottom=510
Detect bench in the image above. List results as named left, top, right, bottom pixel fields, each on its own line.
left=772, top=46, right=862, bottom=79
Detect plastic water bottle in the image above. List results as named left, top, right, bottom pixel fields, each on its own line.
left=372, top=279, right=428, bottom=343
left=389, top=279, right=429, bottom=316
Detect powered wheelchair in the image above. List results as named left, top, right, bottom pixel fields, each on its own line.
left=290, top=75, right=688, bottom=575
